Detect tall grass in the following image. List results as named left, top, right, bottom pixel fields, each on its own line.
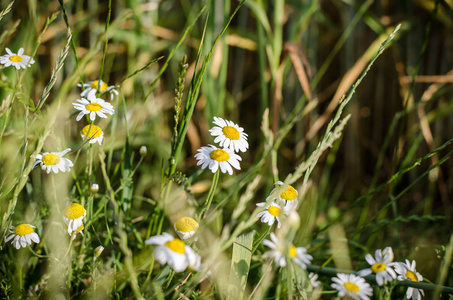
left=0, top=0, right=452, bottom=299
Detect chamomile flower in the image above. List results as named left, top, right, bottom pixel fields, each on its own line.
left=78, top=80, right=119, bottom=101
left=73, top=89, right=115, bottom=122
left=0, top=48, right=35, bottom=69
left=395, top=260, right=424, bottom=300
left=63, top=203, right=86, bottom=235
left=209, top=117, right=249, bottom=153
left=174, top=217, right=199, bottom=240
left=331, top=273, right=373, bottom=300
left=194, top=145, right=241, bottom=175
left=357, top=247, right=397, bottom=286
left=267, top=181, right=299, bottom=211
left=309, top=272, right=321, bottom=288
left=5, top=224, right=40, bottom=249
left=263, top=233, right=312, bottom=269
left=256, top=202, right=283, bottom=228
left=81, top=124, right=104, bottom=145
left=145, top=232, right=201, bottom=272
left=33, top=148, right=73, bottom=174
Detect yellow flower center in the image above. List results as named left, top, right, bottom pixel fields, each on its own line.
left=289, top=245, right=297, bottom=257
left=75, top=224, right=84, bottom=233
left=210, top=149, right=229, bottom=162
left=90, top=80, right=108, bottom=91
left=82, top=125, right=103, bottom=138
left=9, top=55, right=23, bottom=62
left=268, top=206, right=280, bottom=217
left=344, top=282, right=360, bottom=293
left=15, top=224, right=34, bottom=236
left=175, top=217, right=198, bottom=233
left=405, top=270, right=418, bottom=282
left=86, top=103, right=102, bottom=112
left=222, top=126, right=240, bottom=140
left=42, top=153, right=60, bottom=165
left=371, top=262, right=386, bottom=273
left=165, top=238, right=185, bottom=254
left=281, top=185, right=297, bottom=201
left=64, top=203, right=86, bottom=220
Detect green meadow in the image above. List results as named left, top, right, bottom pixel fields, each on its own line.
left=0, top=0, right=452, bottom=299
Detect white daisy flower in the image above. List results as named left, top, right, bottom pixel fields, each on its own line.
left=395, top=260, right=424, bottom=300
left=0, top=48, right=35, bottom=69
left=33, top=148, right=73, bottom=174
left=262, top=232, right=312, bottom=269
left=331, top=273, right=373, bottom=300
left=73, top=89, right=115, bottom=122
left=309, top=272, right=321, bottom=288
left=145, top=232, right=201, bottom=272
left=5, top=224, right=40, bottom=249
left=256, top=202, right=283, bottom=228
left=357, top=247, right=397, bottom=286
left=78, top=80, right=119, bottom=101
left=63, top=203, right=86, bottom=235
left=81, top=124, right=104, bottom=145
left=267, top=181, right=299, bottom=211
left=174, top=217, right=199, bottom=240
left=209, top=117, right=249, bottom=153
left=194, top=145, right=241, bottom=175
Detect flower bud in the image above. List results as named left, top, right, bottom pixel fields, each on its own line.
left=94, top=245, right=104, bottom=257
left=91, top=183, right=99, bottom=193
left=140, top=146, right=147, bottom=157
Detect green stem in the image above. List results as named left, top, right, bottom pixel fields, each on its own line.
left=198, top=171, right=220, bottom=220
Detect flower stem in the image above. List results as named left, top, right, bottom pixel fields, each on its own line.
left=199, top=170, right=220, bottom=220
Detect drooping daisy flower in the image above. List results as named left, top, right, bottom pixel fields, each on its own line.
left=33, top=148, right=73, bottom=174
left=73, top=89, right=115, bottom=122
left=5, top=224, right=40, bottom=249
left=81, top=124, right=104, bottom=145
left=63, top=203, right=86, bottom=235
left=331, top=273, right=373, bottom=300
left=395, top=260, right=424, bottom=300
left=309, top=272, right=321, bottom=288
left=267, top=181, right=299, bottom=211
left=145, top=232, right=201, bottom=272
left=78, top=80, right=119, bottom=101
left=263, top=232, right=312, bottom=269
left=0, top=48, right=35, bottom=69
left=194, top=145, right=241, bottom=175
left=256, top=202, right=283, bottom=228
left=174, top=217, right=199, bottom=240
left=357, top=247, right=397, bottom=286
left=209, top=117, right=249, bottom=153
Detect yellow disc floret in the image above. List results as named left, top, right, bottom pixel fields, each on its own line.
left=15, top=224, right=34, bottom=236
left=64, top=203, right=86, bottom=220
left=371, top=263, right=386, bottom=273
left=268, top=206, right=280, bottom=217
left=86, top=103, right=102, bottom=111
left=165, top=238, right=185, bottom=254
left=344, top=282, right=360, bottom=293
left=82, top=125, right=103, bottom=138
left=75, top=224, right=84, bottom=233
left=405, top=270, right=418, bottom=282
left=90, top=80, right=108, bottom=91
left=42, top=153, right=61, bottom=165
left=210, top=149, right=229, bottom=162
left=289, top=245, right=297, bottom=257
left=222, top=126, right=240, bottom=140
left=175, top=217, right=198, bottom=233
left=281, top=185, right=297, bottom=201
left=9, top=55, right=23, bottom=62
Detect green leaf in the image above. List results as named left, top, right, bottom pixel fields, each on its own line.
left=228, top=231, right=254, bottom=299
